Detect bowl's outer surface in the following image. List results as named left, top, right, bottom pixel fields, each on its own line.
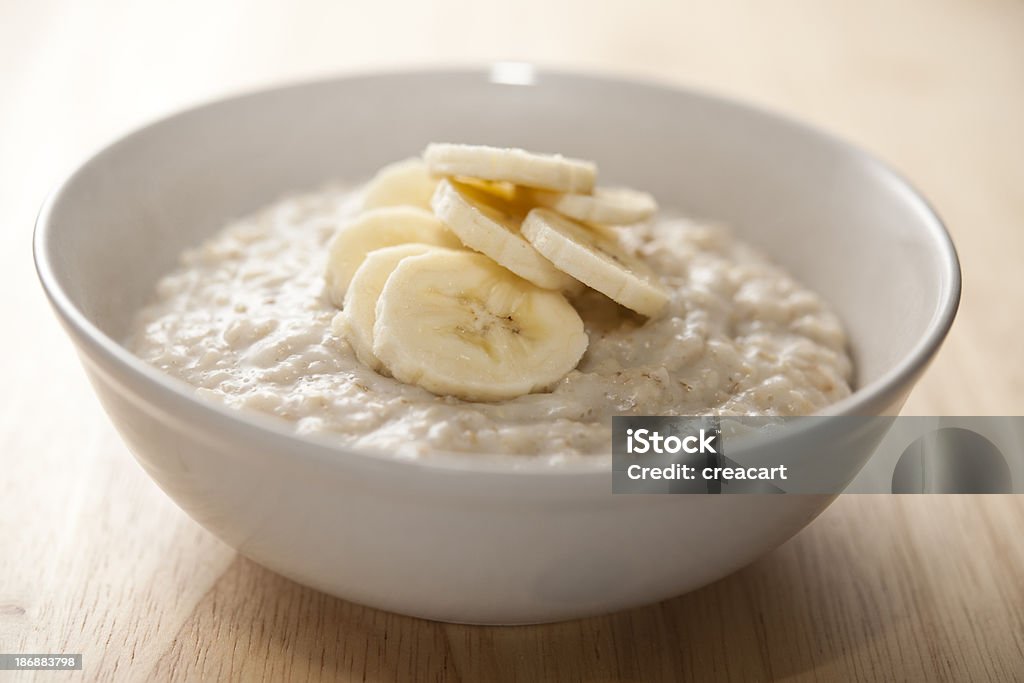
left=36, top=68, right=959, bottom=623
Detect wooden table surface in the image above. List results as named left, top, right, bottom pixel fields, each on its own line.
left=3, top=0, right=1023, bottom=680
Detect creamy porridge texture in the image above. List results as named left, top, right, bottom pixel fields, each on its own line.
left=129, top=182, right=853, bottom=458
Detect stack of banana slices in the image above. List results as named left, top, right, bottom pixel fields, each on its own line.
left=325, top=143, right=668, bottom=402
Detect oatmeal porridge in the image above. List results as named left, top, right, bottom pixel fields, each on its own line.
left=129, top=147, right=853, bottom=457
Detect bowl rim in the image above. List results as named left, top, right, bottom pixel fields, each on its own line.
left=33, top=64, right=962, bottom=477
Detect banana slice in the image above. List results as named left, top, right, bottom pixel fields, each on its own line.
left=524, top=187, right=657, bottom=225
left=521, top=208, right=669, bottom=317
left=361, top=157, right=439, bottom=210
left=373, top=250, right=589, bottom=401
left=325, top=206, right=462, bottom=307
left=338, top=243, right=443, bottom=371
left=431, top=178, right=577, bottom=291
left=424, top=143, right=597, bottom=193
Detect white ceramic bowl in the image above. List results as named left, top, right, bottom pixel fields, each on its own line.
left=35, top=67, right=960, bottom=624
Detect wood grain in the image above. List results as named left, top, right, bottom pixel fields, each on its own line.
left=2, top=0, right=1023, bottom=680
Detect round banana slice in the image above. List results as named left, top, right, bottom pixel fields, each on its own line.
left=521, top=208, right=669, bottom=317
left=361, top=157, right=439, bottom=210
left=373, top=250, right=589, bottom=402
left=431, top=178, right=577, bottom=291
left=325, top=206, right=462, bottom=307
left=524, top=187, right=658, bottom=225
left=424, top=143, right=597, bottom=193
left=338, top=243, right=443, bottom=371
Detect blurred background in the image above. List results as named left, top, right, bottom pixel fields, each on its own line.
left=3, top=1, right=1023, bottom=680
